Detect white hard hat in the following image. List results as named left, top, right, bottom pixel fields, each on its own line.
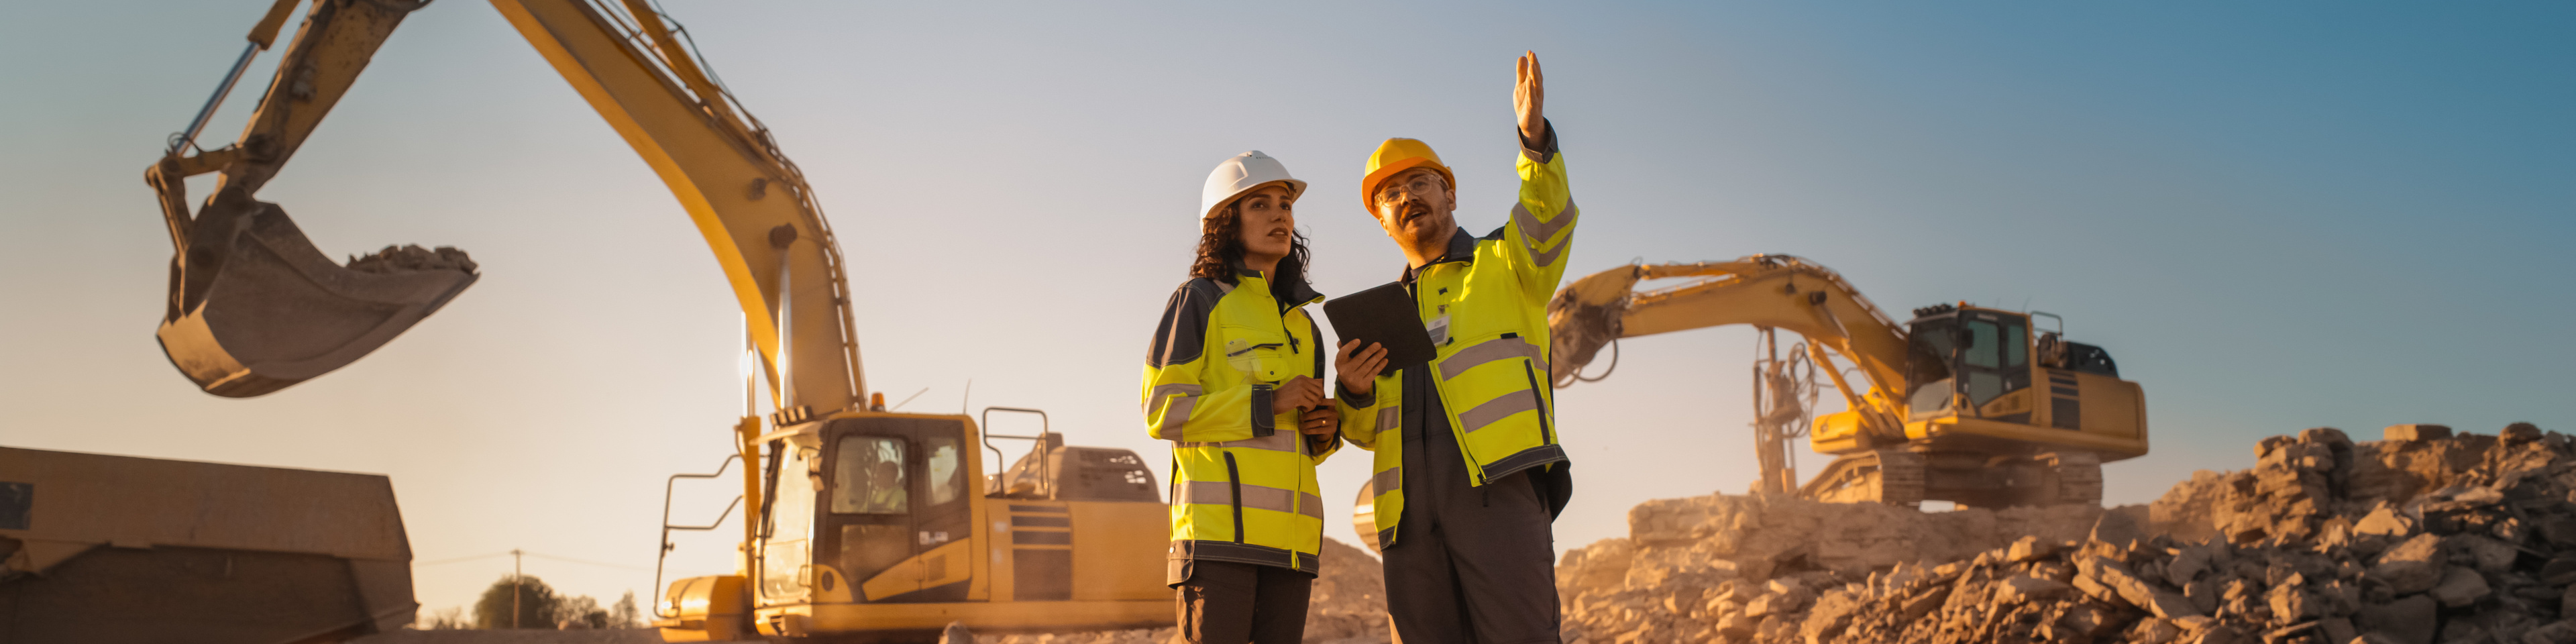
left=1201, top=151, right=1307, bottom=220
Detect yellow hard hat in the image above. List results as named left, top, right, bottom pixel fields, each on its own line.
left=1360, top=138, right=1454, bottom=212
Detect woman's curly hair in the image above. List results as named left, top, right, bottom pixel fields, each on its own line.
left=1190, top=202, right=1310, bottom=282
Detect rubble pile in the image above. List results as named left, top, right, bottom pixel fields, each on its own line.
left=347, top=244, right=477, bottom=274
left=1556, top=423, right=2576, bottom=644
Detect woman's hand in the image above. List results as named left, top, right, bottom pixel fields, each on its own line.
left=1270, top=376, right=1327, bottom=416
left=1298, top=405, right=1340, bottom=436
left=1335, top=340, right=1389, bottom=396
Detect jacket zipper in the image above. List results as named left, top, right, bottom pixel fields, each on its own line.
left=1417, top=264, right=1486, bottom=484
left=1521, top=362, right=1554, bottom=445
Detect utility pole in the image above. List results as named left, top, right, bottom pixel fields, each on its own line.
left=511, top=549, right=523, bottom=629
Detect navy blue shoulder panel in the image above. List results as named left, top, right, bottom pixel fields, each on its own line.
left=1148, top=278, right=1229, bottom=368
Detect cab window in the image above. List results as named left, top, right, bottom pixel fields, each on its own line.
left=832, top=435, right=909, bottom=515
left=924, top=435, right=963, bottom=506
left=1965, top=320, right=2001, bottom=368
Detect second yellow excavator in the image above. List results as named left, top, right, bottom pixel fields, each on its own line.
left=1547, top=255, right=2147, bottom=508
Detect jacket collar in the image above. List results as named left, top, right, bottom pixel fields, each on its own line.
left=1402, top=226, right=1479, bottom=284
left=1232, top=255, right=1325, bottom=313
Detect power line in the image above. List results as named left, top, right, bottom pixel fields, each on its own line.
left=526, top=551, right=657, bottom=572
left=413, top=551, right=512, bottom=567
left=413, top=550, right=653, bottom=572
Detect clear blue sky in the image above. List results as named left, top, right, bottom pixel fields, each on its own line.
left=3, top=0, right=2568, bottom=619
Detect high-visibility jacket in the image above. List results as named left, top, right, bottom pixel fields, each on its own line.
left=1338, top=132, right=1575, bottom=549
left=1140, top=259, right=1340, bottom=583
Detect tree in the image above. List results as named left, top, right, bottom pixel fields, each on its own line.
left=611, top=590, right=645, bottom=629
left=415, top=606, right=471, bottom=630
left=473, top=574, right=562, bottom=629
left=556, top=594, right=608, bottom=630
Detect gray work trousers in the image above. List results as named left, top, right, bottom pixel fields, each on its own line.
left=1383, top=404, right=1562, bottom=644
left=1175, top=560, right=1311, bottom=644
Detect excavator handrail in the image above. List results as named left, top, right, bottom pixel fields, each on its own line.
left=979, top=407, right=1053, bottom=498
left=653, top=453, right=743, bottom=619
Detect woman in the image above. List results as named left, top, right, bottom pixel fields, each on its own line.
left=1138, top=151, right=1382, bottom=644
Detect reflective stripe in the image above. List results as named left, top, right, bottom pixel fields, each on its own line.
left=1299, top=493, right=1326, bottom=520
left=1440, top=337, right=1546, bottom=380
left=1458, top=388, right=1542, bottom=433
left=1511, top=201, right=1579, bottom=245
left=1179, top=429, right=1301, bottom=453
left=1531, top=229, right=1573, bottom=267
left=1146, top=384, right=1203, bottom=440
left=1372, top=467, right=1403, bottom=493
left=1177, top=479, right=1312, bottom=517
left=1375, top=407, right=1400, bottom=433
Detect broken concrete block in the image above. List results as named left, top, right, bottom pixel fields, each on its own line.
left=2168, top=543, right=2213, bottom=584
left=2059, top=603, right=2126, bottom=640
left=2148, top=589, right=2204, bottom=620
left=2456, top=535, right=2518, bottom=574
left=2130, top=617, right=2184, bottom=644
left=2269, top=582, right=2316, bottom=625
left=2355, top=506, right=2414, bottom=537
left=2385, top=424, right=2453, bottom=442
left=2320, top=616, right=2357, bottom=644
left=2503, top=422, right=2542, bottom=444
left=2430, top=567, right=2491, bottom=608
left=1993, top=576, right=2071, bottom=604
left=2008, top=535, right=2057, bottom=563
left=2357, top=594, right=2436, bottom=644
left=2372, top=534, right=2448, bottom=595
left=2182, top=623, right=2251, bottom=644
left=2523, top=621, right=2576, bottom=644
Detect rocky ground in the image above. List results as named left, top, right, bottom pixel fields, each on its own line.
left=369, top=421, right=2570, bottom=644
left=1554, top=422, right=2569, bottom=644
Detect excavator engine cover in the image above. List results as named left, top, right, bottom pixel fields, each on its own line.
left=158, top=191, right=475, bottom=398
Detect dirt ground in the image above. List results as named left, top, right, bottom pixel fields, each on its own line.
left=351, top=629, right=699, bottom=644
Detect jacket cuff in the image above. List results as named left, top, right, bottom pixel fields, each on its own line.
left=1519, top=119, right=1559, bottom=164
left=1336, top=382, right=1375, bottom=409
left=1249, top=384, right=1275, bottom=437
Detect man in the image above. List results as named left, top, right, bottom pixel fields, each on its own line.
left=1334, top=51, right=1576, bottom=643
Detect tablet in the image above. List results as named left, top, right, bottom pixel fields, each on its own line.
left=1322, top=281, right=1440, bottom=374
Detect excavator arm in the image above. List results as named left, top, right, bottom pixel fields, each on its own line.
left=147, top=0, right=476, bottom=398
left=144, top=0, right=866, bottom=416
left=1548, top=254, right=1913, bottom=436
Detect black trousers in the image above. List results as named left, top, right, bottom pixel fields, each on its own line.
left=1175, top=559, right=1311, bottom=644
left=1383, top=405, right=1563, bottom=644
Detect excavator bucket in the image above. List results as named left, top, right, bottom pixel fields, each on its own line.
left=157, top=189, right=474, bottom=398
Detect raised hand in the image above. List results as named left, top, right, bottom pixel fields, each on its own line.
left=1335, top=339, right=1389, bottom=396
left=1515, top=50, right=1546, bottom=143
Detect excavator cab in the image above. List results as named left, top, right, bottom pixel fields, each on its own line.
left=1899, top=305, right=2036, bottom=423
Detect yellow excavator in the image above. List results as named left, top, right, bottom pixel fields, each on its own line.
left=97, top=0, right=1171, bottom=641
left=1546, top=255, right=2147, bottom=508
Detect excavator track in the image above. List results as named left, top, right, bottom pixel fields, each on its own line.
left=1800, top=450, right=1924, bottom=508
